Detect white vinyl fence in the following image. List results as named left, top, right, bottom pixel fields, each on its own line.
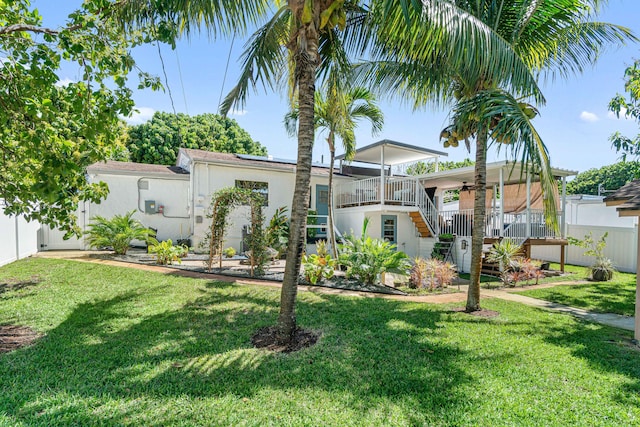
left=1, top=202, right=40, bottom=267
left=531, top=224, right=638, bottom=273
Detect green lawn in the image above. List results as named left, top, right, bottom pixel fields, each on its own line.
left=1, top=258, right=639, bottom=426
left=517, top=269, right=637, bottom=317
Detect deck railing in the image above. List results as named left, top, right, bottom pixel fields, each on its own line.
left=335, top=178, right=562, bottom=239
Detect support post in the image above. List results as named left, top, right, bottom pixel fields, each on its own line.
left=492, top=184, right=497, bottom=235
left=560, top=244, right=565, bottom=273
left=526, top=171, right=531, bottom=238
left=380, top=145, right=385, bottom=206
left=561, top=176, right=567, bottom=238
left=499, top=167, right=504, bottom=237
left=636, top=226, right=640, bottom=342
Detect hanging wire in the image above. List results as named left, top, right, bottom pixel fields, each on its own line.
left=174, top=47, right=189, bottom=114
left=217, top=34, right=235, bottom=112
left=156, top=41, right=177, bottom=115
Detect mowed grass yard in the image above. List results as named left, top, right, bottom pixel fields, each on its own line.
left=1, top=258, right=639, bottom=426
left=517, top=267, right=637, bottom=317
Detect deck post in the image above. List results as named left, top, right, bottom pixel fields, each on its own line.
left=380, top=145, right=385, bottom=206
left=526, top=171, right=531, bottom=238
left=561, top=176, right=567, bottom=238
left=499, top=167, right=504, bottom=237
left=492, top=184, right=497, bottom=235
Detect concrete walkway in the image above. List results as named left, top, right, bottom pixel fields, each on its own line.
left=34, top=251, right=635, bottom=332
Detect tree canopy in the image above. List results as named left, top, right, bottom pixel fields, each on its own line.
left=609, top=59, right=640, bottom=160
left=406, top=158, right=474, bottom=176
left=0, top=0, right=151, bottom=236
left=126, top=112, right=267, bottom=165
left=567, top=162, right=640, bottom=195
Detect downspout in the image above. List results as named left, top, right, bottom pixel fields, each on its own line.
left=14, top=215, right=20, bottom=261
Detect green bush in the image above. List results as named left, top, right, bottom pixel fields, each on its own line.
left=85, top=211, right=155, bottom=255
left=223, top=247, right=236, bottom=258
left=338, top=219, right=410, bottom=285
left=266, top=206, right=289, bottom=257
left=148, top=239, right=187, bottom=265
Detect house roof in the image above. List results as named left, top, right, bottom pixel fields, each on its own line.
left=604, top=180, right=640, bottom=215
left=415, top=160, right=577, bottom=190
left=336, top=139, right=448, bottom=165
left=87, top=161, right=190, bottom=177
left=179, top=148, right=346, bottom=177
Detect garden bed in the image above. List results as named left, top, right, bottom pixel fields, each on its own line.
left=92, top=250, right=407, bottom=295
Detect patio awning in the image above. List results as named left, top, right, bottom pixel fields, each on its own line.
left=336, top=139, right=447, bottom=166
left=415, top=161, right=577, bottom=190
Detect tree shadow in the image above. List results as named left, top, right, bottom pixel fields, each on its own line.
left=530, top=282, right=635, bottom=316
left=0, top=286, right=477, bottom=425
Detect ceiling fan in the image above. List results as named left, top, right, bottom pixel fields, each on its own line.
left=461, top=181, right=472, bottom=192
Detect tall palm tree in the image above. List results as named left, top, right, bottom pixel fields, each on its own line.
left=219, top=0, right=549, bottom=343
left=357, top=0, right=634, bottom=312
left=284, top=81, right=384, bottom=258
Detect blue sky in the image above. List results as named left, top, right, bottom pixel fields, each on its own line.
left=34, top=0, right=640, bottom=174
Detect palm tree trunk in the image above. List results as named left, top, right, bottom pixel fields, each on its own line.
left=277, top=20, right=319, bottom=343
left=327, top=134, right=338, bottom=259
left=466, top=126, right=488, bottom=312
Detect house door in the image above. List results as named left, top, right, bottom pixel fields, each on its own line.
left=381, top=215, right=397, bottom=245
left=315, top=184, right=329, bottom=238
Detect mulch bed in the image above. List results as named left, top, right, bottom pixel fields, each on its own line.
left=0, top=324, right=41, bottom=353
left=251, top=326, right=320, bottom=353
left=451, top=307, right=500, bottom=318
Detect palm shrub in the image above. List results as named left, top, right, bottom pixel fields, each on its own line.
left=338, top=218, right=410, bottom=285
left=265, top=206, right=289, bottom=258
left=85, top=210, right=155, bottom=255
left=568, top=232, right=616, bottom=281
left=486, top=239, right=524, bottom=287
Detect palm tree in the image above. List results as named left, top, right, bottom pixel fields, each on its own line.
left=284, top=81, right=384, bottom=258
left=356, top=0, right=634, bottom=312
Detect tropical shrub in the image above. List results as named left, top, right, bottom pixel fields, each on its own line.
left=510, top=258, right=545, bottom=286
left=302, top=240, right=336, bottom=285
left=223, top=247, right=236, bottom=258
left=85, top=211, right=155, bottom=255
left=568, top=232, right=616, bottom=281
left=148, top=239, right=186, bottom=265
left=486, top=239, right=524, bottom=286
left=409, top=258, right=458, bottom=290
left=338, top=218, right=410, bottom=285
left=266, top=206, right=289, bottom=258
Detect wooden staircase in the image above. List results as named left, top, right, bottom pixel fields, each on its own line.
left=409, top=211, right=431, bottom=237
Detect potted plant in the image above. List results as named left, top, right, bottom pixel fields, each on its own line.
left=568, top=232, right=616, bottom=282
left=438, top=233, right=455, bottom=242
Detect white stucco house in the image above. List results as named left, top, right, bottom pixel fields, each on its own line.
left=39, top=139, right=582, bottom=272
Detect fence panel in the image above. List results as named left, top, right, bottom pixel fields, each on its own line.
left=0, top=203, right=40, bottom=267
left=530, top=224, right=638, bottom=273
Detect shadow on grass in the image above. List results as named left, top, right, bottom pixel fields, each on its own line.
left=0, top=283, right=473, bottom=426
left=526, top=281, right=635, bottom=316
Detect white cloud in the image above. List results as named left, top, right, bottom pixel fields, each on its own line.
left=55, top=77, right=74, bottom=87
left=121, top=107, right=156, bottom=124
left=229, top=109, right=248, bottom=116
left=579, top=111, right=599, bottom=122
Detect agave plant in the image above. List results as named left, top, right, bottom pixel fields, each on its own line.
left=85, top=210, right=156, bottom=255
left=486, top=239, right=524, bottom=287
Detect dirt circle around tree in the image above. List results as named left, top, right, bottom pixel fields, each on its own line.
left=451, top=307, right=500, bottom=318
left=0, top=324, right=41, bottom=353
left=251, top=326, right=320, bottom=353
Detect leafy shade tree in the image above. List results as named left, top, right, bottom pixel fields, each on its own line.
left=361, top=0, right=633, bottom=312
left=610, top=59, right=640, bottom=160
left=0, top=0, right=151, bottom=235
left=285, top=83, right=384, bottom=258
left=566, top=162, right=640, bottom=195
left=127, top=112, right=267, bottom=165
